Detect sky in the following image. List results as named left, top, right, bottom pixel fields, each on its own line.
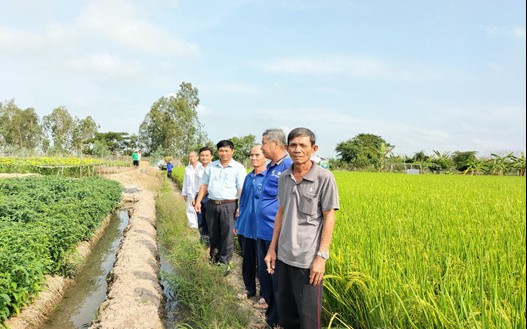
left=0, top=0, right=525, bottom=158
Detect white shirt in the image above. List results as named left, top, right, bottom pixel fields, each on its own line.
left=182, top=162, right=203, bottom=197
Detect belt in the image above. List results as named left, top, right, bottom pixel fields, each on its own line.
left=208, top=199, right=237, bottom=205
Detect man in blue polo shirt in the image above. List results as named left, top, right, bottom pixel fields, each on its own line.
left=255, top=128, right=293, bottom=328
left=234, top=145, right=267, bottom=300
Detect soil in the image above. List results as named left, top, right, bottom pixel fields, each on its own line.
left=2, top=163, right=266, bottom=329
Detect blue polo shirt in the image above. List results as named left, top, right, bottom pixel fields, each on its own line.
left=256, top=154, right=293, bottom=241
left=234, top=169, right=267, bottom=239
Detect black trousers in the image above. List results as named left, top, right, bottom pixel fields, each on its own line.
left=238, top=235, right=258, bottom=296
left=205, top=202, right=236, bottom=264
left=257, top=239, right=279, bottom=327
left=276, top=259, right=323, bottom=329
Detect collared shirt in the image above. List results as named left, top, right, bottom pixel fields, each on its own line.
left=255, top=154, right=293, bottom=241
left=182, top=162, right=203, bottom=197
left=234, top=169, right=267, bottom=239
left=277, top=161, right=340, bottom=269
left=200, top=159, right=246, bottom=200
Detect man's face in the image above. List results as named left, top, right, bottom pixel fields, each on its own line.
left=188, top=152, right=198, bottom=164
left=249, top=146, right=266, bottom=168
left=287, top=135, right=318, bottom=165
left=217, top=146, right=234, bottom=162
left=261, top=136, right=275, bottom=160
left=199, top=150, right=213, bottom=166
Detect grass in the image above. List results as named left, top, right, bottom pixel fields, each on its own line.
left=156, top=178, right=253, bottom=329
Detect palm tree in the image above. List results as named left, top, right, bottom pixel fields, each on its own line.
left=369, top=142, right=395, bottom=172
left=488, top=152, right=515, bottom=176
left=463, top=158, right=485, bottom=176
left=512, top=152, right=526, bottom=176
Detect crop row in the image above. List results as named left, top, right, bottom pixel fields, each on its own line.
left=0, top=176, right=122, bottom=322
left=325, top=172, right=526, bottom=328
left=0, top=156, right=129, bottom=178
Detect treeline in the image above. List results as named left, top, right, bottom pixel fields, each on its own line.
left=333, top=133, right=526, bottom=175
left=2, top=81, right=525, bottom=175
left=0, top=99, right=139, bottom=157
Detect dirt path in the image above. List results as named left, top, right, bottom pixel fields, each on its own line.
left=89, top=164, right=164, bottom=329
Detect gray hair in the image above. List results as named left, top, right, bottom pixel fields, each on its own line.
left=262, top=129, right=287, bottom=147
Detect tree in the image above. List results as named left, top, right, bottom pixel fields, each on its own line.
left=512, top=152, right=526, bottom=176
left=139, top=82, right=207, bottom=158
left=463, top=158, right=485, bottom=176
left=230, top=134, right=257, bottom=165
left=488, top=152, right=515, bottom=176
left=72, top=116, right=99, bottom=154
left=0, top=99, right=43, bottom=151
left=335, top=133, right=392, bottom=170
left=451, top=151, right=477, bottom=172
left=87, top=132, right=131, bottom=155
left=429, top=150, right=453, bottom=173
left=42, top=106, right=76, bottom=154
left=370, top=142, right=395, bottom=172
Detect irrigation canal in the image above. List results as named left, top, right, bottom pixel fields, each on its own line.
left=41, top=209, right=129, bottom=329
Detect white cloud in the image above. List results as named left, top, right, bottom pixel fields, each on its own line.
left=77, top=0, right=199, bottom=56
left=260, top=55, right=451, bottom=82
left=0, top=24, right=73, bottom=52
left=64, top=53, right=141, bottom=77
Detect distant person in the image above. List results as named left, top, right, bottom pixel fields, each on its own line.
left=195, top=140, right=246, bottom=274
left=166, top=160, right=174, bottom=178
left=194, top=146, right=214, bottom=243
left=182, top=151, right=202, bottom=229
left=255, top=128, right=293, bottom=327
left=132, top=150, right=140, bottom=168
left=265, top=127, right=340, bottom=329
left=234, top=145, right=267, bottom=300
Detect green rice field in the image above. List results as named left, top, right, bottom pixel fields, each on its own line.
left=324, top=172, right=526, bottom=328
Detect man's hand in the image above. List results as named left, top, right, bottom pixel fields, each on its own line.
left=264, top=248, right=277, bottom=274
left=194, top=202, right=201, bottom=213
left=309, top=257, right=326, bottom=286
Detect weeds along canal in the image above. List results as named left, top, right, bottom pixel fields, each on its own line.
left=41, top=209, right=130, bottom=329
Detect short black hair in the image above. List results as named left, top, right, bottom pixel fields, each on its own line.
left=216, top=140, right=234, bottom=150
left=199, top=146, right=213, bottom=155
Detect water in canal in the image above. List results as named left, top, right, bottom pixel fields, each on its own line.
left=41, top=209, right=129, bottom=329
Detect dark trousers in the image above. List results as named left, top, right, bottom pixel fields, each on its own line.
left=238, top=235, right=258, bottom=296
left=206, top=202, right=236, bottom=264
left=197, top=194, right=209, bottom=236
left=276, top=260, right=323, bottom=329
left=257, top=238, right=279, bottom=327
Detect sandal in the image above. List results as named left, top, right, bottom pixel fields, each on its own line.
left=236, top=290, right=256, bottom=300
left=253, top=297, right=268, bottom=309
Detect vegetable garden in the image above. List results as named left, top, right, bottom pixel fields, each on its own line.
left=0, top=175, right=122, bottom=323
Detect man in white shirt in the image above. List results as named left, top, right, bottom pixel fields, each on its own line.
left=182, top=151, right=203, bottom=229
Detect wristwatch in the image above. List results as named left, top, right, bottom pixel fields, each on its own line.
left=316, top=251, right=329, bottom=260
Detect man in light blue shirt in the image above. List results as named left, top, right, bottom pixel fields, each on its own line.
left=195, top=140, right=246, bottom=270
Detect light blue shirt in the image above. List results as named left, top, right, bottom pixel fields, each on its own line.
left=201, top=159, right=246, bottom=200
